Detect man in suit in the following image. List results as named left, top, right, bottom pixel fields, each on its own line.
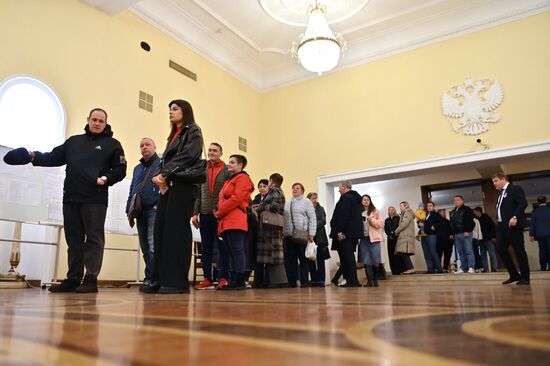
left=529, top=196, right=550, bottom=271
left=492, top=172, right=530, bottom=285
left=329, top=181, right=363, bottom=287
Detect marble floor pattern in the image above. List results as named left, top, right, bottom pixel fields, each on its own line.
left=1, top=273, right=549, bottom=366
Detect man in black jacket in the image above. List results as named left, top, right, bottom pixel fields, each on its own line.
left=449, top=195, right=475, bottom=273
left=20, top=108, right=126, bottom=292
left=492, top=173, right=530, bottom=285
left=330, top=181, right=363, bottom=287
left=473, top=207, right=498, bottom=272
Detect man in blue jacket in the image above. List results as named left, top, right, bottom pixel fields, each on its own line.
left=5, top=108, right=127, bottom=292
left=529, top=196, right=550, bottom=271
left=127, top=138, right=161, bottom=291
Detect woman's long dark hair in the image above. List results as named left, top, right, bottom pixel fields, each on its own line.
left=167, top=99, right=195, bottom=142
left=362, top=194, right=376, bottom=215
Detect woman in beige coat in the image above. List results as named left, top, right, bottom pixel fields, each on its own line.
left=394, top=201, right=416, bottom=275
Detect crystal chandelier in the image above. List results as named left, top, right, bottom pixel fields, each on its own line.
left=292, top=1, right=346, bottom=75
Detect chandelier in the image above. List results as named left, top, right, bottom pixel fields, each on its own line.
left=291, top=2, right=346, bottom=75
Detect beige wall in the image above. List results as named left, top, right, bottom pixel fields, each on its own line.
left=260, top=12, right=550, bottom=194
left=0, top=0, right=262, bottom=280
left=2, top=1, right=549, bottom=279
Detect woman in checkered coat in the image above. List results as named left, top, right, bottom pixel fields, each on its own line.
left=254, top=173, right=287, bottom=288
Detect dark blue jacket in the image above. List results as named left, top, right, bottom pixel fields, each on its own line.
left=530, top=204, right=550, bottom=239
left=126, top=153, right=161, bottom=213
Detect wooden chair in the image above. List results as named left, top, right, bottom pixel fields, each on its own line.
left=192, top=241, right=204, bottom=285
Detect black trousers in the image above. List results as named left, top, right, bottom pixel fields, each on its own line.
left=473, top=239, right=483, bottom=270
left=496, top=223, right=530, bottom=280
left=437, top=237, right=453, bottom=270
left=336, top=238, right=359, bottom=285
left=285, top=238, right=309, bottom=286
left=63, top=203, right=107, bottom=281
left=153, top=182, right=198, bottom=289
left=386, top=239, right=404, bottom=275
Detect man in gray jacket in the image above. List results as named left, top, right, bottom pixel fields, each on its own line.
left=192, top=143, right=230, bottom=290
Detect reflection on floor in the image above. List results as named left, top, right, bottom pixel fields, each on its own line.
left=1, top=273, right=549, bottom=366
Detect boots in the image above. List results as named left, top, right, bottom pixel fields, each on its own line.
left=373, top=266, right=379, bottom=287
left=378, top=264, right=387, bottom=280
left=364, top=266, right=374, bottom=287
left=220, top=272, right=246, bottom=291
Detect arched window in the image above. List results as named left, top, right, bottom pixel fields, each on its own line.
left=0, top=76, right=65, bottom=151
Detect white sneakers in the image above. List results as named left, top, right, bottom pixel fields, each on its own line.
left=455, top=268, right=476, bottom=274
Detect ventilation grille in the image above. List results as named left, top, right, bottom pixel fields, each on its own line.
left=169, top=60, right=197, bottom=81
left=138, top=91, right=153, bottom=112
left=238, top=136, right=247, bottom=152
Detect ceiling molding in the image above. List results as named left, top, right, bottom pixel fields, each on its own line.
left=128, top=0, right=550, bottom=93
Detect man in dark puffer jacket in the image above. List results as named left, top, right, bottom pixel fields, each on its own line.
left=6, top=108, right=127, bottom=293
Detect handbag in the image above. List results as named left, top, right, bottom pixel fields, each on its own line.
left=260, top=211, right=284, bottom=230
left=171, top=128, right=207, bottom=184
left=128, top=164, right=155, bottom=219
left=290, top=201, right=309, bottom=245
left=305, top=241, right=317, bottom=261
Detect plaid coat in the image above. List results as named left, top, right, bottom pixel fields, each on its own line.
left=256, top=186, right=286, bottom=264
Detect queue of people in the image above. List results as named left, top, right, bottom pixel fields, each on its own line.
left=4, top=100, right=540, bottom=293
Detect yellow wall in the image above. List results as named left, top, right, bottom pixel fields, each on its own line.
left=0, top=0, right=262, bottom=280
left=260, top=12, right=550, bottom=193
left=2, top=1, right=549, bottom=279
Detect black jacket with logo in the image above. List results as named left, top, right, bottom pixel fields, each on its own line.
left=32, top=124, right=127, bottom=205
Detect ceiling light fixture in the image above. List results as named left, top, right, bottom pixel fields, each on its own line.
left=292, top=1, right=346, bottom=75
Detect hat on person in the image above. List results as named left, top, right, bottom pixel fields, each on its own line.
left=3, top=148, right=32, bottom=165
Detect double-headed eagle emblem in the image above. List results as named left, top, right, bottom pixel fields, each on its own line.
left=442, top=78, right=504, bottom=135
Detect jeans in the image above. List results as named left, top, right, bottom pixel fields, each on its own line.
left=480, top=239, right=498, bottom=272
left=421, top=235, right=442, bottom=272
left=136, top=208, right=156, bottom=283
left=537, top=236, right=550, bottom=271
left=199, top=214, right=229, bottom=280
left=221, top=229, right=247, bottom=275
left=63, top=203, right=107, bottom=281
left=454, top=233, right=475, bottom=271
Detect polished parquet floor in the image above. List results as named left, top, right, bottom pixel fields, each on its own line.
left=1, top=273, right=550, bottom=366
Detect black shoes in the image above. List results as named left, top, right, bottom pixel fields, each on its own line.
left=48, top=276, right=97, bottom=293
left=140, top=283, right=159, bottom=293
left=220, top=273, right=247, bottom=291
left=340, top=283, right=361, bottom=288
left=516, top=279, right=530, bottom=286
left=502, top=277, right=520, bottom=285
left=75, top=275, right=98, bottom=293
left=48, top=278, right=80, bottom=293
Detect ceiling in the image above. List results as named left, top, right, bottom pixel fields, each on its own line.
left=82, top=0, right=550, bottom=92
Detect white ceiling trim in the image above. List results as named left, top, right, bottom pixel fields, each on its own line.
left=130, top=1, right=264, bottom=90
left=130, top=0, right=550, bottom=93
left=192, top=0, right=286, bottom=55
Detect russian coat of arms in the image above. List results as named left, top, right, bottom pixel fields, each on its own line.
left=441, top=78, right=504, bottom=135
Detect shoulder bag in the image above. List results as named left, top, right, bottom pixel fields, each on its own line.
left=290, top=201, right=309, bottom=245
